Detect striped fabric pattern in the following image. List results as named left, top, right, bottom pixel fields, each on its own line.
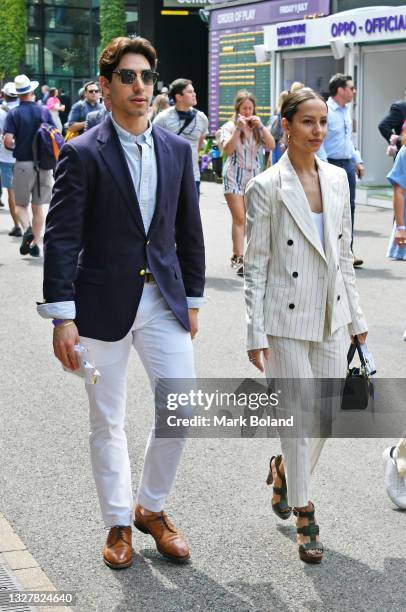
left=244, top=152, right=368, bottom=350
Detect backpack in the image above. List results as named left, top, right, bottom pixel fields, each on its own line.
left=269, top=113, right=284, bottom=142
left=32, top=108, right=64, bottom=171
left=64, top=101, right=86, bottom=141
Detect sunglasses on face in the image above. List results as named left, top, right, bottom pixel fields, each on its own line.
left=87, top=89, right=99, bottom=93
left=112, top=69, right=158, bottom=86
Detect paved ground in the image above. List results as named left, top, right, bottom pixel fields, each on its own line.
left=0, top=182, right=405, bottom=612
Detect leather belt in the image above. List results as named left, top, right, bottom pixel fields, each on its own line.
left=144, top=272, right=155, bottom=284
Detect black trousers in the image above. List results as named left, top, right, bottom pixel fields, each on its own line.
left=328, top=158, right=356, bottom=250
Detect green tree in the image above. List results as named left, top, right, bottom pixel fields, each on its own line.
left=0, top=0, right=27, bottom=81
left=100, top=0, right=126, bottom=50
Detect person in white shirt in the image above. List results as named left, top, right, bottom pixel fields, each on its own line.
left=0, top=82, right=20, bottom=236
left=153, top=78, right=208, bottom=198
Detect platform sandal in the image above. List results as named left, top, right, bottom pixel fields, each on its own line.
left=293, top=502, right=324, bottom=564
left=266, top=455, right=292, bottom=520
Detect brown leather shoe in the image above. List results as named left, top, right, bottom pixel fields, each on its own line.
left=133, top=505, right=190, bottom=563
left=102, top=526, right=133, bottom=569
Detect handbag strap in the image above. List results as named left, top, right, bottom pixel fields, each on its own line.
left=346, top=336, right=367, bottom=369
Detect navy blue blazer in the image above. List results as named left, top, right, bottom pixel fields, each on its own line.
left=43, top=118, right=205, bottom=341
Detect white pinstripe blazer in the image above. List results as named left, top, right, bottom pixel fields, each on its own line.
left=244, top=152, right=368, bottom=349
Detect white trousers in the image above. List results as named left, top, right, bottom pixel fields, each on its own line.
left=264, top=326, right=348, bottom=507
left=80, top=283, right=195, bottom=527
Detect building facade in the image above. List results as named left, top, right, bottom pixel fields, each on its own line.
left=207, top=0, right=330, bottom=134
left=264, top=3, right=406, bottom=185
left=25, top=1, right=209, bottom=113
left=26, top=0, right=139, bottom=101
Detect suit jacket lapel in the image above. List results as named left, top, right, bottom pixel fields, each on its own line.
left=277, top=153, right=327, bottom=262
left=147, top=126, right=170, bottom=238
left=97, top=117, right=146, bottom=235
left=316, top=157, right=342, bottom=265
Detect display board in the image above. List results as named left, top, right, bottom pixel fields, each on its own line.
left=208, top=0, right=330, bottom=134
left=209, top=26, right=270, bottom=133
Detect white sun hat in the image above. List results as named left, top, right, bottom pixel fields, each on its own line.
left=1, top=82, right=17, bottom=97
left=13, top=74, right=39, bottom=95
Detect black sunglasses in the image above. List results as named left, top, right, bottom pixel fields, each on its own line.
left=112, top=69, right=159, bottom=86
left=87, top=89, right=99, bottom=93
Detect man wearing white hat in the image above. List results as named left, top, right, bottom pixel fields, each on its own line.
left=3, top=74, right=55, bottom=257
left=0, top=82, right=21, bottom=236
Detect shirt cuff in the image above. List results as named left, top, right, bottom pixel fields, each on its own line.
left=37, top=301, right=76, bottom=319
left=352, top=151, right=363, bottom=165
left=186, top=296, right=206, bottom=309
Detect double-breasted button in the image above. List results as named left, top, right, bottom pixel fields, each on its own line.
left=292, top=271, right=298, bottom=278
left=289, top=303, right=295, bottom=309
left=287, top=239, right=294, bottom=246
left=337, top=295, right=341, bottom=301
left=139, top=269, right=146, bottom=276
left=338, top=233, right=343, bottom=239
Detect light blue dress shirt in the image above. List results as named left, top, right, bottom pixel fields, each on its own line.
left=318, top=98, right=362, bottom=165
left=38, top=116, right=204, bottom=320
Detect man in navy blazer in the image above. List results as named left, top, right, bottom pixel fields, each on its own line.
left=38, top=37, right=205, bottom=569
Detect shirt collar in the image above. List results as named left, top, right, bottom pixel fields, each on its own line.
left=111, top=115, right=153, bottom=146
left=328, top=97, right=346, bottom=111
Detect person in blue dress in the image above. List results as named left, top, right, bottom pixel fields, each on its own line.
left=386, top=144, right=406, bottom=260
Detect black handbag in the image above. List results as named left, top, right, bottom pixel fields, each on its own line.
left=341, top=337, right=374, bottom=410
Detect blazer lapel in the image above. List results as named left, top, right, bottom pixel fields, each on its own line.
left=277, top=153, right=326, bottom=262
left=316, top=157, right=342, bottom=264
left=97, top=117, right=146, bottom=235
left=147, top=126, right=170, bottom=238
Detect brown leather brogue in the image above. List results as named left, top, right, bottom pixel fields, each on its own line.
left=133, top=505, right=190, bottom=563
left=102, top=526, right=133, bottom=569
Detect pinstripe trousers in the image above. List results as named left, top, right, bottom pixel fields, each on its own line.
left=264, top=325, right=348, bottom=507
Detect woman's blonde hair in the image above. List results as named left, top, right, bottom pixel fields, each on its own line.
left=150, top=94, right=169, bottom=121
left=233, top=89, right=261, bottom=145
left=290, top=81, right=305, bottom=93
left=276, top=90, right=289, bottom=113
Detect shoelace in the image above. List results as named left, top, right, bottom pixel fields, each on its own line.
left=111, top=525, right=130, bottom=544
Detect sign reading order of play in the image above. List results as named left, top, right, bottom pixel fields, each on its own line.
left=264, top=6, right=406, bottom=51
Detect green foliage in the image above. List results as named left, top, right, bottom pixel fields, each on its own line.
left=100, top=0, right=126, bottom=50
left=0, top=0, right=27, bottom=80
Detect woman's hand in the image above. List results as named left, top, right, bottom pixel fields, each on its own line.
left=249, top=115, right=262, bottom=128
left=351, top=331, right=368, bottom=345
left=236, top=115, right=246, bottom=130
left=247, top=348, right=270, bottom=372
left=395, top=228, right=406, bottom=246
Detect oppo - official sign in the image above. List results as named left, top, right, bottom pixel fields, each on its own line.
left=264, top=6, right=406, bottom=51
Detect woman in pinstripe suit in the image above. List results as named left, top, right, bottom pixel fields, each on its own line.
left=244, top=89, right=368, bottom=564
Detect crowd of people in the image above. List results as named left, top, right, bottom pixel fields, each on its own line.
left=0, top=35, right=405, bottom=570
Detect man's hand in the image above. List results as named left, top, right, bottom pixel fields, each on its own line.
left=53, top=321, right=81, bottom=370
left=188, top=308, right=199, bottom=340
left=351, top=331, right=368, bottom=345
left=247, top=348, right=270, bottom=373
left=356, top=164, right=364, bottom=179
left=395, top=228, right=406, bottom=246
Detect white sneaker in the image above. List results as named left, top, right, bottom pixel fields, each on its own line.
left=382, top=446, right=406, bottom=509
left=394, top=438, right=406, bottom=477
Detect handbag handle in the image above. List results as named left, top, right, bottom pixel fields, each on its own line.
left=346, top=336, right=367, bottom=369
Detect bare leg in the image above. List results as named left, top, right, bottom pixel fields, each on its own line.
left=16, top=204, right=30, bottom=231
left=7, top=189, right=20, bottom=227
left=225, top=193, right=246, bottom=257
left=31, top=203, right=45, bottom=246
